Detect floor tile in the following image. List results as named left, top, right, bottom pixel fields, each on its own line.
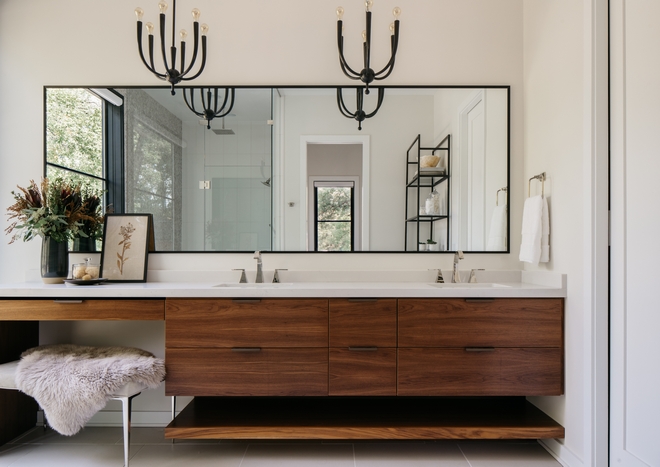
left=354, top=441, right=469, bottom=467
left=242, top=443, right=355, bottom=467
left=7, top=426, right=123, bottom=445
left=0, top=444, right=35, bottom=467
left=5, top=443, right=133, bottom=467
left=459, top=440, right=561, bottom=466
left=127, top=444, right=248, bottom=467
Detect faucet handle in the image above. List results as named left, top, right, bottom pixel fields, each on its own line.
left=468, top=269, right=485, bottom=283
left=273, top=268, right=288, bottom=283
left=232, top=268, right=248, bottom=283
left=428, top=268, right=444, bottom=284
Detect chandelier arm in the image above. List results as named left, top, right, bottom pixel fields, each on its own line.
left=364, top=87, right=385, bottom=118
left=363, top=11, right=372, bottom=74
left=337, top=23, right=361, bottom=78
left=204, top=88, right=212, bottom=113
left=137, top=22, right=163, bottom=76
left=180, top=35, right=207, bottom=81
left=180, top=22, right=199, bottom=78
left=356, top=86, right=364, bottom=113
left=374, top=23, right=399, bottom=78
left=336, top=88, right=356, bottom=118
left=159, top=13, right=171, bottom=73
left=180, top=41, right=186, bottom=76
left=212, top=88, right=219, bottom=112
left=148, top=35, right=167, bottom=79
left=183, top=89, right=203, bottom=117
left=215, top=88, right=235, bottom=118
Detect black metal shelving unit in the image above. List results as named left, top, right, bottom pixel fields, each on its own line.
left=404, top=134, right=451, bottom=251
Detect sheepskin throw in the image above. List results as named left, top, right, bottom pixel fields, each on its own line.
left=15, top=344, right=165, bottom=436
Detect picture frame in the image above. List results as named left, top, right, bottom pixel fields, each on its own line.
left=100, top=214, right=154, bottom=282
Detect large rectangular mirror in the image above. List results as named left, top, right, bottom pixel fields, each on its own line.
left=44, top=86, right=509, bottom=253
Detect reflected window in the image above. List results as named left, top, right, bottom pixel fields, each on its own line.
left=313, top=181, right=354, bottom=252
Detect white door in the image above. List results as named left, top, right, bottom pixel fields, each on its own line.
left=611, top=1, right=660, bottom=465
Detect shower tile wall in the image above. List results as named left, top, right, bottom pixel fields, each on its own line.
left=180, top=120, right=272, bottom=251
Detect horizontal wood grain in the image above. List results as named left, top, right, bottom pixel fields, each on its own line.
left=398, top=298, right=563, bottom=348
left=0, top=299, right=165, bottom=321
left=166, top=348, right=328, bottom=396
left=165, top=397, right=565, bottom=440
left=329, top=348, right=396, bottom=396
left=397, top=348, right=563, bottom=396
left=329, top=299, right=396, bottom=347
left=166, top=299, right=328, bottom=348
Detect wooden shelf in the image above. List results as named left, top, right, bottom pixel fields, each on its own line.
left=165, top=396, right=564, bottom=440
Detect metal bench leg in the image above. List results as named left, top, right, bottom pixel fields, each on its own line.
left=118, top=393, right=140, bottom=467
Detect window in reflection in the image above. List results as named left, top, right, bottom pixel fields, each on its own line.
left=314, top=182, right=355, bottom=252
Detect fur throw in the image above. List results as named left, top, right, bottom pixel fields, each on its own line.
left=16, top=344, right=165, bottom=436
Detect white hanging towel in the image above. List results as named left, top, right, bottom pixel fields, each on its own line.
left=540, top=196, right=550, bottom=262
left=519, top=195, right=543, bottom=264
left=487, top=204, right=507, bottom=251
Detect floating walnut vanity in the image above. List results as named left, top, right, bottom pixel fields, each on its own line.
left=0, top=272, right=566, bottom=442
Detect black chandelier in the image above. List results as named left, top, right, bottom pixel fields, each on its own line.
left=135, top=0, right=208, bottom=95
left=183, top=88, right=235, bottom=129
left=336, top=1, right=401, bottom=94
left=337, top=86, right=384, bottom=131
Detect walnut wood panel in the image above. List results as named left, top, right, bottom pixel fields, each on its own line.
left=329, top=348, right=396, bottom=396
left=166, top=348, right=328, bottom=396
left=398, top=298, right=563, bottom=348
left=398, top=348, right=563, bottom=396
left=165, top=397, right=565, bottom=440
left=166, top=299, right=328, bottom=348
left=329, top=299, right=396, bottom=347
left=0, top=299, right=165, bottom=321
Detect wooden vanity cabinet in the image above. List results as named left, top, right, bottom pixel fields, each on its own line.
left=328, top=298, right=397, bottom=396
left=397, top=298, right=564, bottom=396
left=165, top=298, right=329, bottom=396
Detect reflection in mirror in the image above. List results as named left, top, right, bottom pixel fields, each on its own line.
left=44, top=86, right=509, bottom=253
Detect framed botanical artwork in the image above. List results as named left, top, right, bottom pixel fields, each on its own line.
left=100, top=214, right=154, bottom=282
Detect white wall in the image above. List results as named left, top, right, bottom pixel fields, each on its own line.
left=522, top=1, right=608, bottom=466
left=0, top=0, right=526, bottom=427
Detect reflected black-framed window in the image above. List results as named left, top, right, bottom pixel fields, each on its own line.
left=313, top=181, right=355, bottom=252
left=44, top=87, right=124, bottom=213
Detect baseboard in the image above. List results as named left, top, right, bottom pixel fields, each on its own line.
left=539, top=438, right=584, bottom=467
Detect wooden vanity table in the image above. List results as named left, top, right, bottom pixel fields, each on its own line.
left=0, top=281, right=565, bottom=444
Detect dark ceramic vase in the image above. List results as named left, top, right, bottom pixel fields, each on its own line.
left=72, top=237, right=97, bottom=253
left=40, top=236, right=69, bottom=284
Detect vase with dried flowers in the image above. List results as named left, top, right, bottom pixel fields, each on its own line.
left=71, top=183, right=105, bottom=253
left=5, top=177, right=95, bottom=283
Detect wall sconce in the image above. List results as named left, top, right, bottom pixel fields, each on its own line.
left=183, top=88, right=235, bottom=130
left=135, top=0, right=208, bottom=95
left=336, top=1, right=401, bottom=95
left=337, top=86, right=384, bottom=130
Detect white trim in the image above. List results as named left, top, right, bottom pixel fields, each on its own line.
left=582, top=0, right=610, bottom=466
left=539, top=439, right=584, bottom=467
left=299, top=135, right=370, bottom=251
left=89, top=88, right=123, bottom=107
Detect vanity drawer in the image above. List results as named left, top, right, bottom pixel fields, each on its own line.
left=329, top=298, right=397, bottom=347
left=166, top=348, right=328, bottom=396
left=0, top=299, right=165, bottom=320
left=329, top=347, right=396, bottom=396
left=397, top=348, right=563, bottom=396
left=166, top=298, right=328, bottom=348
left=398, top=298, right=563, bottom=348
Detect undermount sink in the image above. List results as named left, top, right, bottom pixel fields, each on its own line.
left=428, top=282, right=511, bottom=288
left=213, top=282, right=294, bottom=288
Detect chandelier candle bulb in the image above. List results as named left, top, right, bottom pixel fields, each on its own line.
left=191, top=8, right=200, bottom=20
left=135, top=7, right=144, bottom=20
left=180, top=29, right=187, bottom=41
left=336, top=7, right=344, bottom=20
left=145, top=22, right=154, bottom=34
left=158, top=1, right=168, bottom=13
left=201, top=23, right=208, bottom=35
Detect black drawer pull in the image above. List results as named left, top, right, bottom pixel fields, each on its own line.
left=465, top=347, right=495, bottom=352
left=232, top=299, right=262, bottom=303
left=231, top=347, right=262, bottom=353
left=347, top=298, right=378, bottom=303
left=348, top=346, right=378, bottom=352
left=464, top=298, right=495, bottom=303
left=53, top=300, right=84, bottom=304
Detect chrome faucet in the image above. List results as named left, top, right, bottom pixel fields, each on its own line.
left=254, top=251, right=263, bottom=283
left=452, top=250, right=464, bottom=283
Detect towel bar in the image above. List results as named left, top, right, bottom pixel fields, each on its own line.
left=528, top=172, right=546, bottom=198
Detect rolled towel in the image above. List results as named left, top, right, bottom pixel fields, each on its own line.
left=519, top=195, right=543, bottom=264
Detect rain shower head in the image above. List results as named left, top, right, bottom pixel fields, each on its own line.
left=211, top=117, right=235, bottom=135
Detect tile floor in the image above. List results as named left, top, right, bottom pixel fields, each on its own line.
left=0, top=427, right=562, bottom=467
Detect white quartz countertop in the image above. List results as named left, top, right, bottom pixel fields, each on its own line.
left=0, top=270, right=566, bottom=299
